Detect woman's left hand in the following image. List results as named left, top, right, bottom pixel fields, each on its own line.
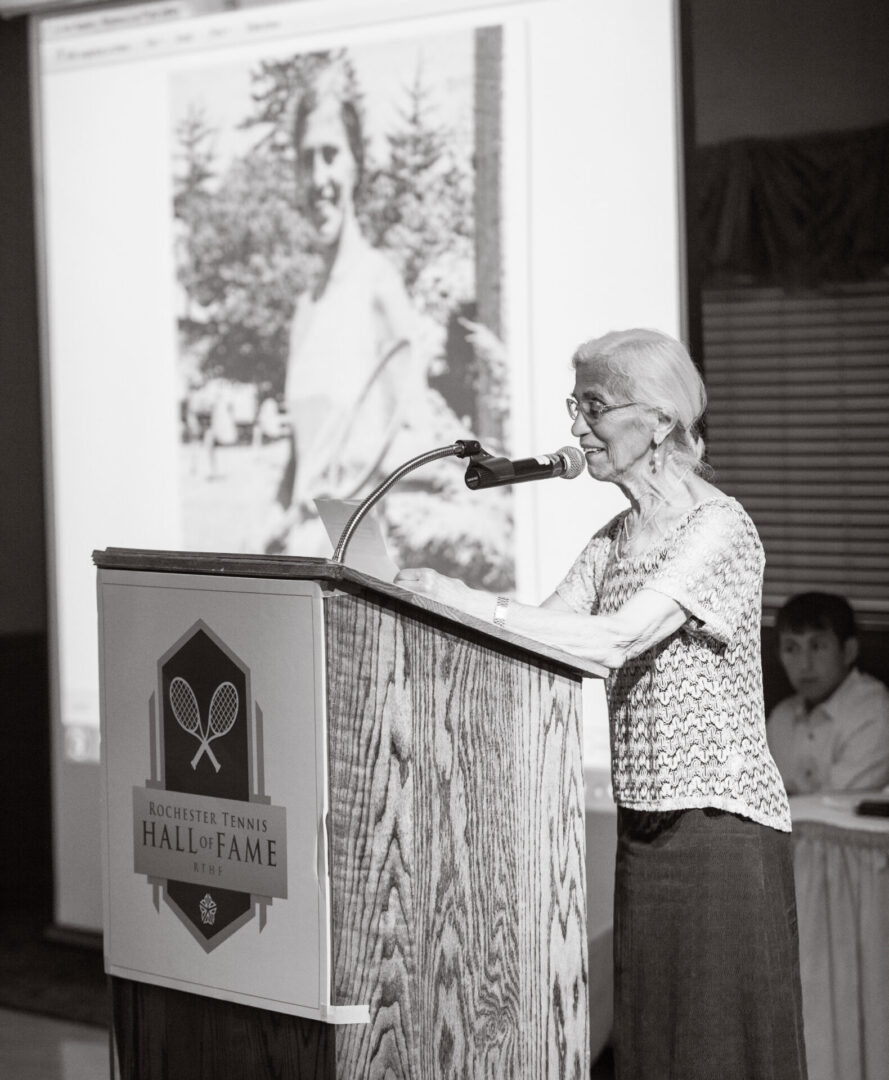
left=394, top=567, right=474, bottom=611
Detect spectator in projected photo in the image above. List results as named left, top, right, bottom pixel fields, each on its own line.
left=203, top=379, right=238, bottom=480
left=261, top=72, right=418, bottom=555
left=767, top=591, right=889, bottom=794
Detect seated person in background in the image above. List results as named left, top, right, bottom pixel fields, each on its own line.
left=767, top=591, right=889, bottom=794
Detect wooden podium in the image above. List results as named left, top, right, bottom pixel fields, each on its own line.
left=95, top=548, right=605, bottom=1079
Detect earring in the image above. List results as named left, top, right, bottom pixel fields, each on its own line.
left=650, top=441, right=659, bottom=474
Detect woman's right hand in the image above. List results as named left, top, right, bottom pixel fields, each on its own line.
left=395, top=567, right=475, bottom=613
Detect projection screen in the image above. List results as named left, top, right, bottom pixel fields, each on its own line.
left=31, top=0, right=681, bottom=930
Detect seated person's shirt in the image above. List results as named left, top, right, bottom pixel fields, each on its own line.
left=766, top=668, right=889, bottom=794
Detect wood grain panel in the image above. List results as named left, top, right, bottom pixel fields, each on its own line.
left=325, top=590, right=588, bottom=1079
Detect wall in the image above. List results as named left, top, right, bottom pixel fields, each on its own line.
left=0, top=14, right=53, bottom=915
left=0, top=14, right=46, bottom=637
left=690, top=0, right=889, bottom=144
left=687, top=0, right=889, bottom=711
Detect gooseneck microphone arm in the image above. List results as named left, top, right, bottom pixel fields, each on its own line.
left=332, top=439, right=482, bottom=565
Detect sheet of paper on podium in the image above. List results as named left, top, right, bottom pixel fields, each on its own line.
left=315, top=498, right=400, bottom=583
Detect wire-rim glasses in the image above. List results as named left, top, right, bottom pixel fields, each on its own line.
left=566, top=397, right=643, bottom=423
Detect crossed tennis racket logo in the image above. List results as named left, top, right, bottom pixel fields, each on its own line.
left=169, top=676, right=238, bottom=772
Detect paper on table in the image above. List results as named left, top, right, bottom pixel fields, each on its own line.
left=314, top=498, right=400, bottom=583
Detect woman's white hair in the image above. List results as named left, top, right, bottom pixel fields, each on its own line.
left=572, top=328, right=710, bottom=476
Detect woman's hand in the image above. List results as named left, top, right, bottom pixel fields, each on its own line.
left=394, top=567, right=476, bottom=613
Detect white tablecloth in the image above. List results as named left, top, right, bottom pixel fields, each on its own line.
left=791, top=794, right=889, bottom=1080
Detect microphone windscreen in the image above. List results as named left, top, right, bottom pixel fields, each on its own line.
left=558, top=445, right=586, bottom=479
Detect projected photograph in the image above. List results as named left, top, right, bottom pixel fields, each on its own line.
left=171, top=26, right=514, bottom=589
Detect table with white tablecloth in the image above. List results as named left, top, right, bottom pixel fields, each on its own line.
left=791, top=793, right=889, bottom=1080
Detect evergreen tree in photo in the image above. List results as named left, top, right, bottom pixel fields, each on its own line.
left=174, top=135, right=316, bottom=392
left=361, top=64, right=475, bottom=325
left=173, top=103, right=217, bottom=220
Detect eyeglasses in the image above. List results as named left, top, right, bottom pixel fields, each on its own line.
left=566, top=397, right=644, bottom=423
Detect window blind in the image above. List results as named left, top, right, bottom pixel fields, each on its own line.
left=701, top=280, right=889, bottom=626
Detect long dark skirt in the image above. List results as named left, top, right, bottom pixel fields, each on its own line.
left=613, top=807, right=808, bottom=1080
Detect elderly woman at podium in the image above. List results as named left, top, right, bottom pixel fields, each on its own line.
left=396, top=328, right=807, bottom=1080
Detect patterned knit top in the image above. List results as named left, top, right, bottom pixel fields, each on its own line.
left=556, top=497, right=791, bottom=831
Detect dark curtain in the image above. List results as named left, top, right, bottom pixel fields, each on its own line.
left=694, top=121, right=889, bottom=287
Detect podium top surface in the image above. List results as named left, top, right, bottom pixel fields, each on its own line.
left=93, top=547, right=606, bottom=679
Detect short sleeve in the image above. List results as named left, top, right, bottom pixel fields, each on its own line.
left=645, top=500, right=764, bottom=645
left=554, top=516, right=622, bottom=614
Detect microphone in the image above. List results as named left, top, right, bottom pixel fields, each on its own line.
left=464, top=445, right=585, bottom=490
